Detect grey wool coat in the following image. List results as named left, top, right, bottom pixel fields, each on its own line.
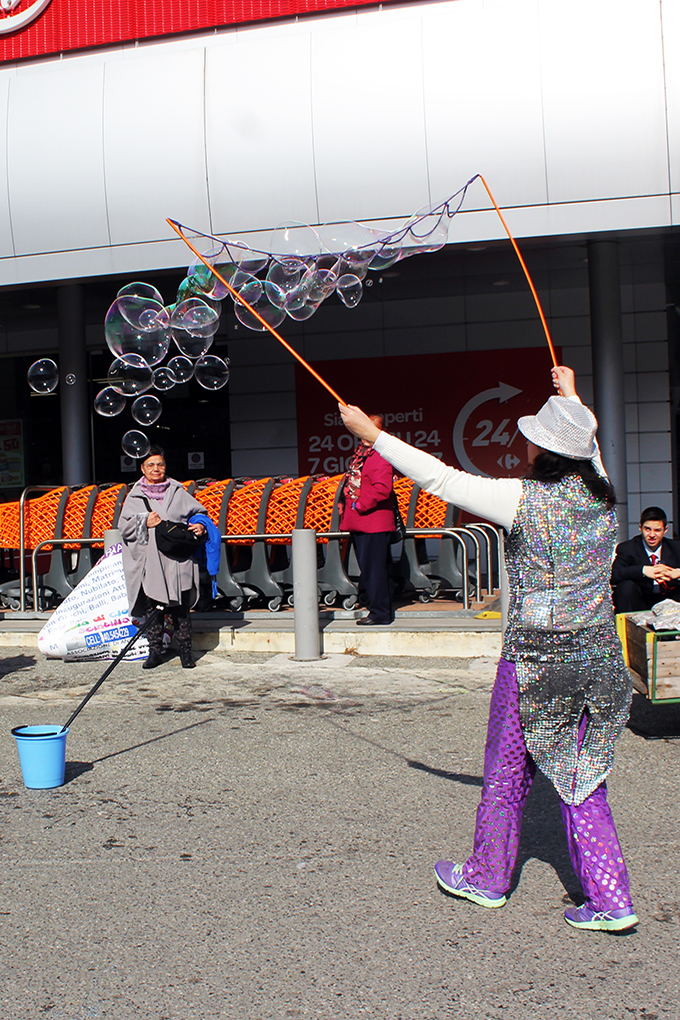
left=119, top=478, right=208, bottom=611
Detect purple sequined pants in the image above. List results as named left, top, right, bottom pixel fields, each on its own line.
left=462, top=658, right=633, bottom=912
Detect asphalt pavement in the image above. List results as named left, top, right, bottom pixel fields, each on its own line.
left=1, top=647, right=679, bottom=1020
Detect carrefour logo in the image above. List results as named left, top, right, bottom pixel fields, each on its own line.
left=0, top=0, right=52, bottom=35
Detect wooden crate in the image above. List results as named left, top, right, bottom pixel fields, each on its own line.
left=621, top=616, right=680, bottom=702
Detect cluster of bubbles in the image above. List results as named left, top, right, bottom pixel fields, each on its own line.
left=26, top=181, right=474, bottom=459
left=95, top=279, right=231, bottom=458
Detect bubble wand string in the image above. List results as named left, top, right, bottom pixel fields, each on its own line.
left=166, top=218, right=348, bottom=406
left=476, top=174, right=557, bottom=367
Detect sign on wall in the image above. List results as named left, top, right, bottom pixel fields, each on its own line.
left=0, top=1, right=401, bottom=62
left=0, top=419, right=24, bottom=488
left=295, top=349, right=561, bottom=479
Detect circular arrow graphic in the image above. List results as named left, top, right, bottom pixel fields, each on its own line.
left=452, top=381, right=523, bottom=475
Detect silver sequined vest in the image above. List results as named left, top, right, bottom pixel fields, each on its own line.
left=502, top=476, right=618, bottom=660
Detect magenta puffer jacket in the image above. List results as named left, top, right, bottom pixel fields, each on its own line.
left=339, top=448, right=396, bottom=534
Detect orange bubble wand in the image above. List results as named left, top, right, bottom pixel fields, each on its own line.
left=167, top=218, right=347, bottom=406
left=476, top=175, right=557, bottom=367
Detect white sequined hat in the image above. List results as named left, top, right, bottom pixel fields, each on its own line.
left=517, top=396, right=598, bottom=461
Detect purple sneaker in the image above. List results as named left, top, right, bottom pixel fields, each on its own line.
left=434, top=860, right=506, bottom=908
left=564, top=904, right=639, bottom=932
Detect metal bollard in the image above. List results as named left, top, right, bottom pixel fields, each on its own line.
left=104, top=529, right=122, bottom=552
left=292, top=528, right=321, bottom=661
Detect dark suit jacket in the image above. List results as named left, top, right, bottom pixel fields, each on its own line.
left=610, top=534, right=680, bottom=594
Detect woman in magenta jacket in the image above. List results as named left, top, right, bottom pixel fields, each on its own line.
left=340, top=414, right=396, bottom=626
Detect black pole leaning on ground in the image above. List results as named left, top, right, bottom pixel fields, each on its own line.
left=61, top=606, right=163, bottom=731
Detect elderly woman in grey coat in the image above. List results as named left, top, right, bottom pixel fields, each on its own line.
left=120, top=446, right=207, bottom=669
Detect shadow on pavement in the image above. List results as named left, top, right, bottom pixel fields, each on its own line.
left=66, top=717, right=216, bottom=771
left=627, top=692, right=680, bottom=740
left=407, top=759, right=483, bottom=787
left=510, top=770, right=582, bottom=903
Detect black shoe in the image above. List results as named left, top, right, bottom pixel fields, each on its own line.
left=142, top=651, right=163, bottom=669
left=356, top=616, right=392, bottom=626
left=179, top=649, right=195, bottom=669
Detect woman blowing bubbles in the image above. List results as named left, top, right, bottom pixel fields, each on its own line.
left=340, top=365, right=638, bottom=933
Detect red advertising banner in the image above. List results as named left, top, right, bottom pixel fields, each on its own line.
left=295, top=349, right=561, bottom=479
left=0, top=0, right=401, bottom=63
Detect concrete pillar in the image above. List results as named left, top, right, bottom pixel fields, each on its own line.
left=588, top=240, right=628, bottom=541
left=58, top=284, right=91, bottom=485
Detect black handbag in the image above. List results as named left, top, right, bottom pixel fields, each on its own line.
left=390, top=494, right=407, bottom=544
left=140, top=497, right=205, bottom=561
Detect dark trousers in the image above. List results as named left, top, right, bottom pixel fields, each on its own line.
left=613, top=579, right=680, bottom=613
left=140, top=590, right=193, bottom=653
left=352, top=531, right=393, bottom=624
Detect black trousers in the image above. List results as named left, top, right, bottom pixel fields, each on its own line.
left=140, top=590, right=193, bottom=653
left=613, top=579, right=680, bottom=613
left=352, top=531, right=393, bottom=624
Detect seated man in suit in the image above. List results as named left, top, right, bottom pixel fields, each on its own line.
left=611, top=506, right=680, bottom=612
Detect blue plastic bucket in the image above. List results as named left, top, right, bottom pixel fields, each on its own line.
left=12, top=725, right=69, bottom=789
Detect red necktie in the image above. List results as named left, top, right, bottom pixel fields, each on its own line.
left=651, top=553, right=668, bottom=589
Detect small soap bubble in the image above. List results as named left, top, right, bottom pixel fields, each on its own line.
left=116, top=294, right=168, bottom=333
left=27, top=358, right=59, bottom=393
left=170, top=298, right=220, bottom=339
left=121, top=430, right=151, bottom=459
left=225, top=243, right=268, bottom=275
left=234, top=293, right=286, bottom=331
left=152, top=366, right=177, bottom=391
left=131, top=394, right=162, bottom=425
left=94, top=387, right=126, bottom=417
left=336, top=274, right=363, bottom=308
left=107, top=354, right=154, bottom=396
left=306, top=260, right=339, bottom=303
left=186, top=251, right=235, bottom=301
left=167, top=356, right=195, bottom=383
left=228, top=274, right=263, bottom=305
left=194, top=355, right=230, bottom=390
left=286, top=301, right=320, bottom=321
left=171, top=331, right=213, bottom=359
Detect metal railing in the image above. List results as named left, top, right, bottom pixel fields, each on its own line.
left=28, top=525, right=502, bottom=613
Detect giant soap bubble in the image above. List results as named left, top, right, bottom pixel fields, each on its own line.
left=27, top=359, right=59, bottom=393
left=121, top=430, right=150, bottom=459
left=94, top=386, right=126, bottom=417
left=106, top=180, right=474, bottom=345
left=131, top=394, right=162, bottom=425
left=107, top=354, right=153, bottom=395
left=195, top=355, right=230, bottom=390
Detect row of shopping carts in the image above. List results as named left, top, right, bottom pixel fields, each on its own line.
left=0, top=474, right=503, bottom=612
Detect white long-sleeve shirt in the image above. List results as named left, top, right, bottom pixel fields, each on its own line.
left=373, top=430, right=521, bottom=530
